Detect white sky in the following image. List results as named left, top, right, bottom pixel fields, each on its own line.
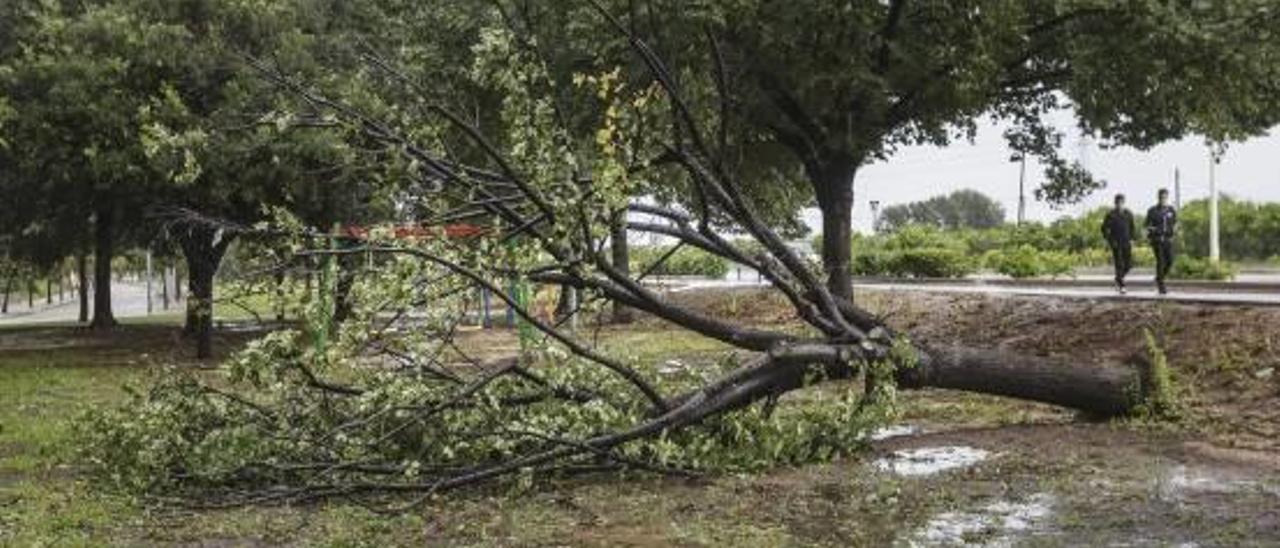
left=801, top=114, right=1280, bottom=234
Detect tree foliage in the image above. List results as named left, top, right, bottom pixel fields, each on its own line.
left=879, top=189, right=1007, bottom=231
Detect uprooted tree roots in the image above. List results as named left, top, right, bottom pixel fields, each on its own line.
left=80, top=4, right=1164, bottom=507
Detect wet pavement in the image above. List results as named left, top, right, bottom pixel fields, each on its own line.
left=0, top=282, right=176, bottom=326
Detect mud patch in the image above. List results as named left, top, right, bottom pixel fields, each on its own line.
left=1158, top=464, right=1280, bottom=500
left=875, top=446, right=990, bottom=477
left=907, top=493, right=1055, bottom=547
left=867, top=424, right=921, bottom=441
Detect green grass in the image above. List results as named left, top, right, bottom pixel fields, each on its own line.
left=0, top=345, right=142, bottom=545
left=1, top=316, right=1276, bottom=546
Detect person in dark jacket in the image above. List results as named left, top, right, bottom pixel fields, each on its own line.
left=1101, top=193, right=1136, bottom=293
left=1146, top=188, right=1178, bottom=295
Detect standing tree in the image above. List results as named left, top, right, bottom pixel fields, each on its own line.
left=879, top=189, right=1007, bottom=231
left=0, top=1, right=189, bottom=328
left=524, top=0, right=1280, bottom=300
left=81, top=1, right=1215, bottom=505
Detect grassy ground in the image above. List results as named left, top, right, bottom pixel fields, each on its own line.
left=2, top=290, right=1279, bottom=546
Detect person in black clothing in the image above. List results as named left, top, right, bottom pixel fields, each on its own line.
left=1146, top=188, right=1178, bottom=295
left=1101, top=193, right=1136, bottom=293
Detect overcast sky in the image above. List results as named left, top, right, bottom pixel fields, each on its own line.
left=801, top=113, right=1280, bottom=234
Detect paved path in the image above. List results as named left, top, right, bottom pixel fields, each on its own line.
left=0, top=282, right=180, bottom=326
left=661, top=274, right=1280, bottom=306
left=855, top=282, right=1280, bottom=306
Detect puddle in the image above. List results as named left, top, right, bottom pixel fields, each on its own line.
left=1157, top=464, right=1278, bottom=499
left=875, top=446, right=990, bottom=477
left=867, top=424, right=920, bottom=441
left=906, top=493, right=1055, bottom=547
left=658, top=359, right=687, bottom=375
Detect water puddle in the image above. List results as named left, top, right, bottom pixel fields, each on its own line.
left=875, top=446, right=991, bottom=477
left=867, top=424, right=920, bottom=441
left=906, top=493, right=1055, bottom=547
left=658, top=359, right=687, bottom=375
left=1157, top=464, right=1279, bottom=499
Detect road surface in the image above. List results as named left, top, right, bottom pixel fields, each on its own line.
left=0, top=282, right=180, bottom=327
left=664, top=272, right=1280, bottom=306
left=3, top=272, right=1277, bottom=329
left=854, top=281, right=1280, bottom=306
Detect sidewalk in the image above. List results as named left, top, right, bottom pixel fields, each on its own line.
left=856, top=282, right=1280, bottom=306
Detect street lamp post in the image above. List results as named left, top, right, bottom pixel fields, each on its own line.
left=869, top=200, right=881, bottom=233
left=1209, top=146, right=1222, bottom=263
left=1012, top=153, right=1027, bottom=226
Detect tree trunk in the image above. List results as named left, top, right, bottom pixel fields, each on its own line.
left=903, top=346, right=1141, bottom=417
left=554, top=285, right=575, bottom=323
left=610, top=219, right=633, bottom=324
left=1, top=275, right=9, bottom=314
left=78, top=251, right=89, bottom=323
left=814, top=160, right=857, bottom=302
left=160, top=266, right=169, bottom=310
left=180, top=228, right=233, bottom=360
left=46, top=277, right=52, bottom=305
left=274, top=270, right=286, bottom=322
left=333, top=254, right=357, bottom=325
left=90, top=202, right=117, bottom=329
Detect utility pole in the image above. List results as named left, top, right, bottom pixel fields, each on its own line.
left=1209, top=146, right=1221, bottom=263
left=146, top=249, right=154, bottom=314
left=869, top=200, right=881, bottom=233
left=1016, top=153, right=1027, bottom=226
left=1174, top=168, right=1182, bottom=210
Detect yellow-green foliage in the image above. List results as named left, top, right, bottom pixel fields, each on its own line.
left=1132, top=329, right=1182, bottom=420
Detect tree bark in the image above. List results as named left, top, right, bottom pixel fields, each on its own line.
left=77, top=251, right=89, bottom=323
left=160, top=266, right=169, bottom=310
left=610, top=219, right=633, bottom=324
left=180, top=228, right=233, bottom=360
left=1, top=275, right=9, bottom=314
left=903, top=346, right=1141, bottom=417
left=274, top=270, right=286, bottom=322
left=90, top=202, right=117, bottom=329
left=814, top=160, right=857, bottom=302
left=332, top=252, right=358, bottom=325
left=554, top=285, right=575, bottom=323
left=46, top=277, right=52, bottom=305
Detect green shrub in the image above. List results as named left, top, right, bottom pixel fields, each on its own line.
left=888, top=248, right=976, bottom=278
left=986, top=245, right=1076, bottom=279
left=851, top=248, right=974, bottom=278
left=631, top=245, right=730, bottom=278
left=1074, top=247, right=1113, bottom=268
left=1169, top=257, right=1237, bottom=281
left=880, top=224, right=963, bottom=252
left=851, top=251, right=893, bottom=276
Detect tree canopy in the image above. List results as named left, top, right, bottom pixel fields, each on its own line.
left=879, top=189, right=1007, bottom=231
left=503, top=0, right=1280, bottom=298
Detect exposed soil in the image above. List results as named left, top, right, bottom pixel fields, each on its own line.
left=3, top=289, right=1278, bottom=546
left=663, top=287, right=1280, bottom=546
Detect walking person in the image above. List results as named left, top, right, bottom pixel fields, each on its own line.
left=1146, top=188, right=1178, bottom=295
left=1101, top=193, right=1136, bottom=294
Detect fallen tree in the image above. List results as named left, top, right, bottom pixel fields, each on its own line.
left=82, top=1, right=1166, bottom=507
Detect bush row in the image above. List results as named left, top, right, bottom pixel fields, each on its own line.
left=826, top=223, right=1240, bottom=280
left=630, top=245, right=730, bottom=278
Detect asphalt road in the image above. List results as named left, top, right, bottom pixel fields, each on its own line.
left=667, top=271, right=1280, bottom=306
left=854, top=282, right=1280, bottom=306
left=0, top=282, right=181, bottom=326
left=3, top=271, right=1277, bottom=329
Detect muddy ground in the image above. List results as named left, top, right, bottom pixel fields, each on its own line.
left=674, top=288, right=1280, bottom=546
left=1, top=289, right=1278, bottom=546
